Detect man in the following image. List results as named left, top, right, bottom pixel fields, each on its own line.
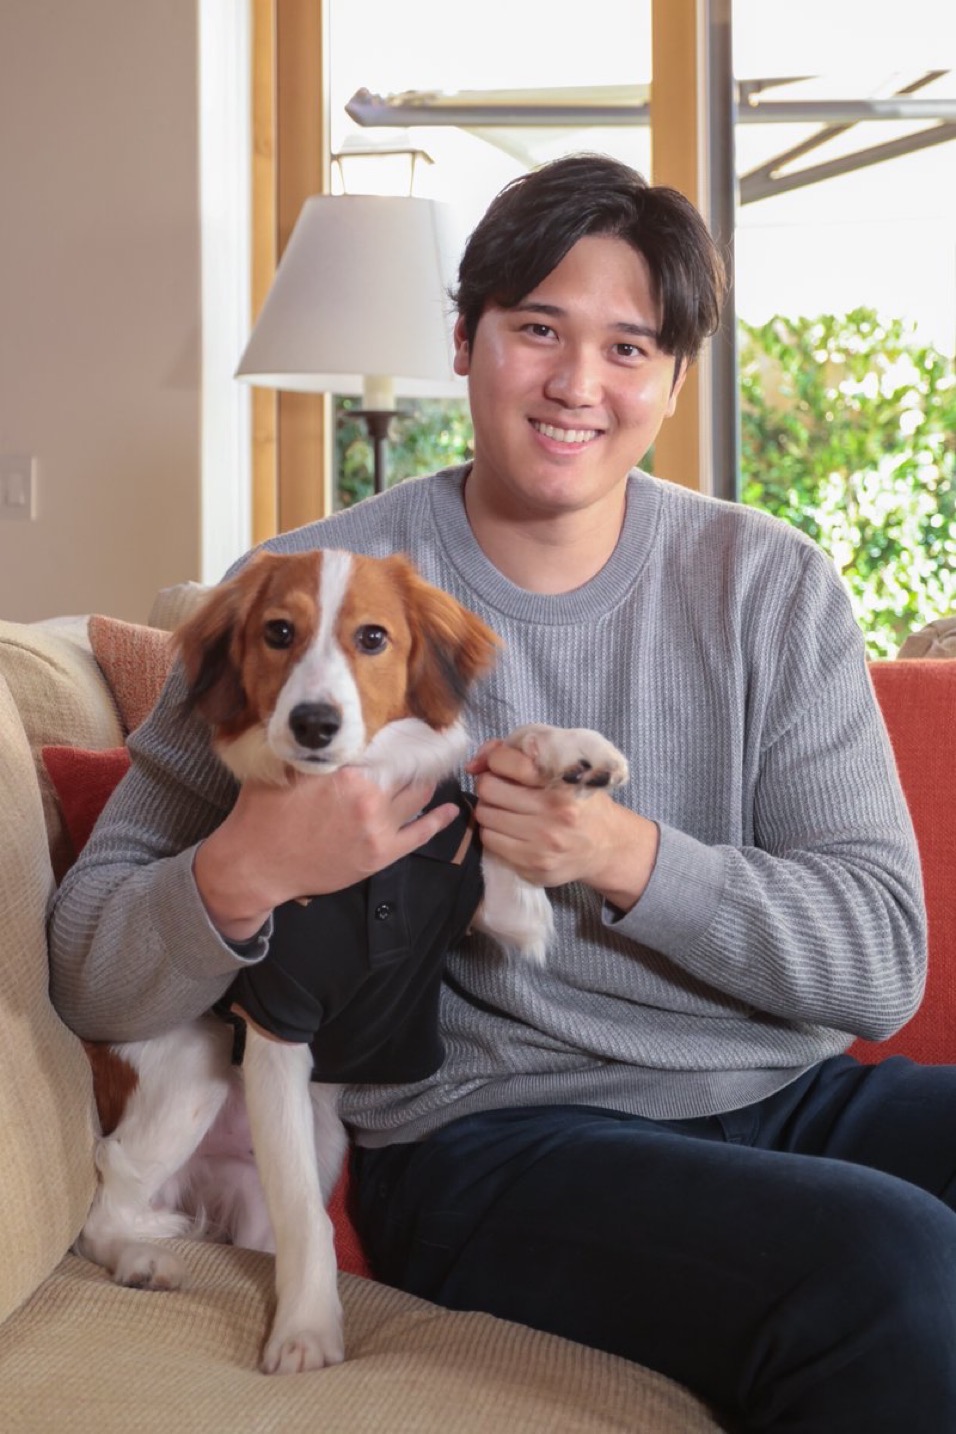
left=51, top=155, right=956, bottom=1429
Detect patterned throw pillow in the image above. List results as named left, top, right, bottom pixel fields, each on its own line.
left=87, top=615, right=174, bottom=734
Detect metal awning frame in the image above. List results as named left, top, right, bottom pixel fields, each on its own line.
left=345, top=73, right=956, bottom=205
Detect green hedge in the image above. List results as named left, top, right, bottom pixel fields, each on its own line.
left=740, top=310, right=955, bottom=657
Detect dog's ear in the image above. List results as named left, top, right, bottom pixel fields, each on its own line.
left=173, top=551, right=276, bottom=726
left=388, top=557, right=501, bottom=730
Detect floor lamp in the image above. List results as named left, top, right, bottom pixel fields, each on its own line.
left=235, top=195, right=464, bottom=496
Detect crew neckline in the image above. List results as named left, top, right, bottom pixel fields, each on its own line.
left=427, top=464, right=664, bottom=625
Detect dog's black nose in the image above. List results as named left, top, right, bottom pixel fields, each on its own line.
left=289, top=702, right=341, bottom=750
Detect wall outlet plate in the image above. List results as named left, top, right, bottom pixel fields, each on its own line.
left=0, top=455, right=37, bottom=521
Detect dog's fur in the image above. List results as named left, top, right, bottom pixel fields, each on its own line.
left=77, top=549, right=628, bottom=1374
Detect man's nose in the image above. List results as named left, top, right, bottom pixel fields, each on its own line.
left=543, top=347, right=601, bottom=407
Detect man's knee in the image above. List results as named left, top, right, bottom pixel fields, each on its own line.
left=805, top=1167, right=956, bottom=1309
left=750, top=1169, right=956, bottom=1425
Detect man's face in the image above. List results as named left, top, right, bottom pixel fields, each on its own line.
left=454, top=233, right=686, bottom=524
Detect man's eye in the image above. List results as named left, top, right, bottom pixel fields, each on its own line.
left=355, top=625, right=388, bottom=654
left=264, top=619, right=295, bottom=649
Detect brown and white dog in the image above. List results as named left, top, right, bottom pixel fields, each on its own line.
left=77, top=549, right=628, bottom=1374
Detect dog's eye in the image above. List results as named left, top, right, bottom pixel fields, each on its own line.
left=355, top=625, right=388, bottom=654
left=264, top=619, right=295, bottom=649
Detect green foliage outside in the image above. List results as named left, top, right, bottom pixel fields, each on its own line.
left=335, top=397, right=473, bottom=509
left=739, top=310, right=956, bottom=657
left=335, top=310, right=956, bottom=658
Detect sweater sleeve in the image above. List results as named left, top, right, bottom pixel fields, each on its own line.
left=608, top=545, right=926, bottom=1042
left=48, top=661, right=269, bottom=1042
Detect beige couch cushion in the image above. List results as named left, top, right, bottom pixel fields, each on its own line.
left=0, top=675, right=96, bottom=1326
left=147, top=579, right=210, bottom=632
left=0, top=1247, right=718, bottom=1432
left=0, top=619, right=123, bottom=879
left=899, top=614, right=956, bottom=659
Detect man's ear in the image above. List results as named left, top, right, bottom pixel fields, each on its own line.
left=452, top=315, right=471, bottom=377
left=665, top=358, right=689, bottom=417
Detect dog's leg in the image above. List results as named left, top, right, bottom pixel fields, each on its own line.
left=473, top=853, right=555, bottom=965
left=185, top=1080, right=274, bottom=1252
left=311, top=1082, right=349, bottom=1205
left=475, top=725, right=630, bottom=964
left=241, top=1028, right=345, bottom=1374
left=77, top=1018, right=235, bottom=1291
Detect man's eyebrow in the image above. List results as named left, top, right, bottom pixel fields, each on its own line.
left=511, top=301, right=565, bottom=320
left=612, top=321, right=662, bottom=345
left=511, top=301, right=661, bottom=343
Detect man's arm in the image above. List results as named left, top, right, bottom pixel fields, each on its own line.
left=469, top=549, right=926, bottom=1044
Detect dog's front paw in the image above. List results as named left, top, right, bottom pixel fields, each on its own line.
left=261, top=1320, right=345, bottom=1375
left=506, top=725, right=629, bottom=794
left=113, top=1243, right=187, bottom=1292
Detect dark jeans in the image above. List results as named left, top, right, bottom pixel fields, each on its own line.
left=351, top=1056, right=956, bottom=1432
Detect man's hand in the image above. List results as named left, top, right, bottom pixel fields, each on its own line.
left=194, top=770, right=458, bottom=942
left=467, top=741, right=659, bottom=914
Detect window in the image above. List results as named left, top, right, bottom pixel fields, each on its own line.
left=733, top=0, right=956, bottom=653
left=250, top=0, right=955, bottom=652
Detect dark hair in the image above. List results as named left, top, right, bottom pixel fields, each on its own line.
left=452, top=153, right=727, bottom=370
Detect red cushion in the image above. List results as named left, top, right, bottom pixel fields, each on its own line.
left=327, top=1173, right=372, bottom=1278
left=851, top=661, right=956, bottom=1066
left=41, top=745, right=131, bottom=859
left=42, top=742, right=373, bottom=1278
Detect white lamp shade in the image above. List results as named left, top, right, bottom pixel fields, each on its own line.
left=235, top=194, right=466, bottom=402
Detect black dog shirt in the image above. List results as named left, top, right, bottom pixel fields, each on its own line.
left=222, top=781, right=483, bottom=1084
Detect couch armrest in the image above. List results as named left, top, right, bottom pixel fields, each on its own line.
left=0, top=675, right=96, bottom=1325
left=0, top=619, right=123, bottom=880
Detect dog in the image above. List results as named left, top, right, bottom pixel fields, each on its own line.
left=76, top=548, right=628, bottom=1374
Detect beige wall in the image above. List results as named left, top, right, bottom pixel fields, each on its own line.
left=0, top=0, right=202, bottom=623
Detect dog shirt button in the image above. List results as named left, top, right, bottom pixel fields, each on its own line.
left=374, top=902, right=394, bottom=921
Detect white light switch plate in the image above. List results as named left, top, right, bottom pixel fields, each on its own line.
left=0, top=455, right=37, bottom=520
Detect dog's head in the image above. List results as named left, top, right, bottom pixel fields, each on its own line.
left=174, top=549, right=500, bottom=781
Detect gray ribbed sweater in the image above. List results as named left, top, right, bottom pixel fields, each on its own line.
left=49, top=467, right=926, bottom=1146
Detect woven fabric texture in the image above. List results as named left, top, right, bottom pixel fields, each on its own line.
left=0, top=1248, right=718, bottom=1432
left=0, top=677, right=96, bottom=1326
left=852, top=660, right=956, bottom=1065
left=0, top=620, right=122, bottom=878
left=88, top=614, right=173, bottom=734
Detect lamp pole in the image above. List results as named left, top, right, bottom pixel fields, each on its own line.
left=352, top=408, right=398, bottom=494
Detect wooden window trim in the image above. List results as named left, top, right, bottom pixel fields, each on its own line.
left=251, top=0, right=332, bottom=540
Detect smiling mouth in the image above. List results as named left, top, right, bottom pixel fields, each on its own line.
left=531, top=420, right=602, bottom=445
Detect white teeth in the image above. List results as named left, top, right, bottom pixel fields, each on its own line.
left=533, top=421, right=599, bottom=445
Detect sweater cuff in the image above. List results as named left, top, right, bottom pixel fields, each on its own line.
left=604, top=823, right=725, bottom=957
left=226, top=920, right=272, bottom=962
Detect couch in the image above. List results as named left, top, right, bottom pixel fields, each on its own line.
left=0, top=594, right=953, bottom=1434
